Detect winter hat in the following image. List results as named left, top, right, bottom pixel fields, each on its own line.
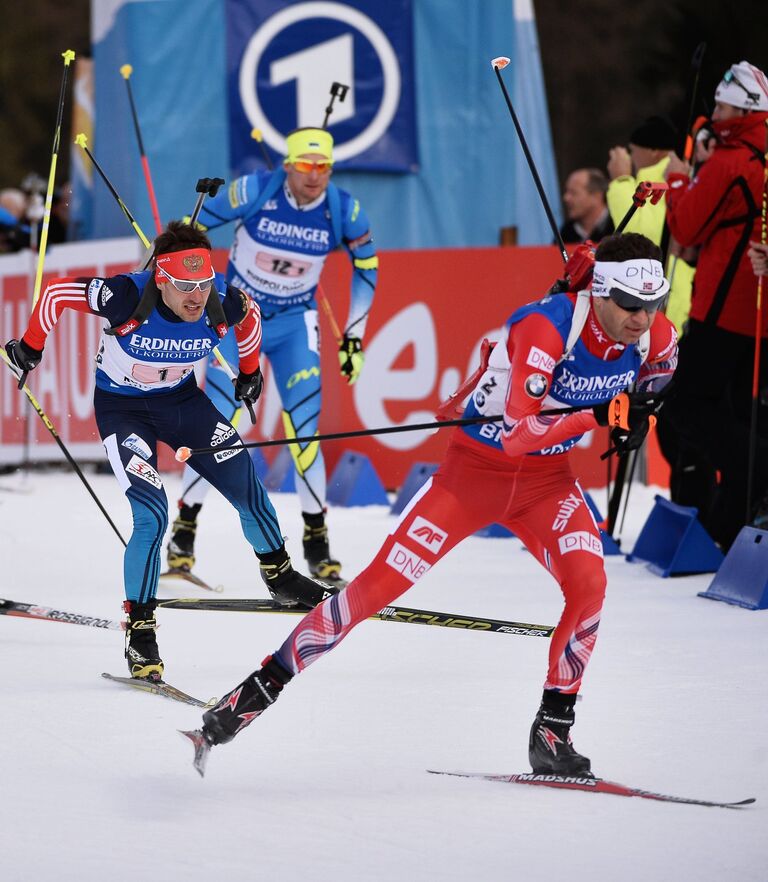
left=715, top=61, right=768, bottom=112
left=629, top=116, right=677, bottom=150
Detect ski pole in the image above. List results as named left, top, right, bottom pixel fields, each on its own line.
left=491, top=56, right=567, bottom=264
left=614, top=181, right=669, bottom=234
left=322, top=81, right=349, bottom=129
left=1, top=347, right=127, bottom=547
left=747, top=119, right=768, bottom=523
left=120, top=64, right=163, bottom=235
left=32, top=50, right=76, bottom=308
left=74, top=133, right=151, bottom=248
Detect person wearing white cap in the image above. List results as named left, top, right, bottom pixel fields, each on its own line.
left=662, top=60, right=768, bottom=550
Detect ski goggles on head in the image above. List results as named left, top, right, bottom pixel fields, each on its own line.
left=156, top=266, right=215, bottom=293
left=291, top=159, right=333, bottom=174
left=606, top=276, right=670, bottom=313
left=721, top=69, right=761, bottom=104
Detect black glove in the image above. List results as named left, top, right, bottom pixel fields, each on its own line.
left=233, top=367, right=263, bottom=404
left=5, top=338, right=43, bottom=373
left=596, top=391, right=663, bottom=458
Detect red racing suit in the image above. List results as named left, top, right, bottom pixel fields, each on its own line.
left=273, top=293, right=677, bottom=695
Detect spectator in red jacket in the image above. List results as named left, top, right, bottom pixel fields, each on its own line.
left=663, top=60, right=768, bottom=549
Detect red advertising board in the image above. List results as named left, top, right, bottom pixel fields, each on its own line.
left=0, top=239, right=669, bottom=492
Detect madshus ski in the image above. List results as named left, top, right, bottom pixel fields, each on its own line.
left=159, top=568, right=224, bottom=593
left=156, top=596, right=554, bottom=638
left=101, top=673, right=215, bottom=708
left=427, top=770, right=756, bottom=809
left=0, top=598, right=122, bottom=630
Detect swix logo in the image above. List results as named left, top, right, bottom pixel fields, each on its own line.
left=558, top=531, right=603, bottom=558
left=385, top=542, right=431, bottom=583
left=210, top=422, right=236, bottom=447
left=406, top=516, right=447, bottom=553
left=526, top=346, right=555, bottom=373
left=551, top=493, right=582, bottom=532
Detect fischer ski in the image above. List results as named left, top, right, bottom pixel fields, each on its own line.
left=156, top=597, right=554, bottom=637
left=427, top=770, right=756, bottom=809
left=0, top=598, right=122, bottom=630
left=159, top=567, right=224, bottom=593
left=101, top=672, right=215, bottom=708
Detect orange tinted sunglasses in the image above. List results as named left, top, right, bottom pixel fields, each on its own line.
left=292, top=160, right=332, bottom=174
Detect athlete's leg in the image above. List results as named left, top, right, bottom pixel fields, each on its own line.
left=266, top=309, right=325, bottom=513
left=507, top=472, right=605, bottom=775
left=94, top=388, right=167, bottom=679
left=165, top=384, right=327, bottom=608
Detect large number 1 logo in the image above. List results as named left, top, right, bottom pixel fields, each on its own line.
left=238, top=1, right=401, bottom=161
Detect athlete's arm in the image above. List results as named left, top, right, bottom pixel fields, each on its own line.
left=20, top=275, right=137, bottom=352
left=637, top=313, right=678, bottom=392
left=223, top=285, right=262, bottom=375
left=500, top=313, right=598, bottom=457
left=341, top=198, right=378, bottom=339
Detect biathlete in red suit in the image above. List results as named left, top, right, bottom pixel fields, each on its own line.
left=185, top=233, right=678, bottom=779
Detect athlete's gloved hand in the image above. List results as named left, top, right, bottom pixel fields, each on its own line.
left=233, top=367, right=263, bottom=425
left=233, top=367, right=263, bottom=404
left=338, top=335, right=364, bottom=384
left=5, top=338, right=43, bottom=373
left=596, top=391, right=662, bottom=458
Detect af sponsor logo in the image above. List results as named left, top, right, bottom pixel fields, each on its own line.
left=125, top=455, right=162, bottom=489
left=526, top=346, right=556, bottom=373
left=214, top=447, right=242, bottom=463
left=210, top=422, right=236, bottom=447
left=385, top=542, right=431, bottom=583
left=406, top=516, right=447, bottom=554
left=121, top=433, right=152, bottom=460
left=558, top=531, right=603, bottom=558
left=552, top=493, right=582, bottom=532
left=524, top=373, right=548, bottom=399
left=262, top=199, right=278, bottom=211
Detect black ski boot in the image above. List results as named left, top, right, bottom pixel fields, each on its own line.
left=302, top=511, right=343, bottom=583
left=201, top=654, right=293, bottom=746
left=166, top=502, right=201, bottom=571
left=258, top=546, right=336, bottom=609
left=124, top=600, right=164, bottom=681
left=528, top=690, right=593, bottom=777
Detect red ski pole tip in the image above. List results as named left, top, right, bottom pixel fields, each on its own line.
left=492, top=56, right=511, bottom=70
left=175, top=446, right=191, bottom=463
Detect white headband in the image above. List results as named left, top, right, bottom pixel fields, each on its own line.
left=592, top=259, right=668, bottom=300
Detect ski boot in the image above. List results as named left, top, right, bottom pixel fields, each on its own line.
left=258, top=546, right=335, bottom=609
left=166, top=502, right=201, bottom=571
left=124, top=599, right=164, bottom=682
left=182, top=655, right=293, bottom=776
left=302, top=511, right=344, bottom=584
left=528, top=690, right=593, bottom=777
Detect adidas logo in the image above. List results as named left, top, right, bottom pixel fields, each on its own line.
left=210, top=422, right=236, bottom=447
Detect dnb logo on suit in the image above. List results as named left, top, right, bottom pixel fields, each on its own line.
left=226, top=0, right=418, bottom=174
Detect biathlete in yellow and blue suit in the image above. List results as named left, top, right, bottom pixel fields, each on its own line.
left=169, top=127, right=378, bottom=584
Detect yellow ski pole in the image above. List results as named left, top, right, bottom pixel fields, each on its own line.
left=32, top=49, right=76, bottom=307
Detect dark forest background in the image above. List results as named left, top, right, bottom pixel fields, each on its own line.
left=1, top=0, right=766, bottom=224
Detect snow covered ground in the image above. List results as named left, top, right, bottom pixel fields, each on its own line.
left=1, top=469, right=766, bottom=881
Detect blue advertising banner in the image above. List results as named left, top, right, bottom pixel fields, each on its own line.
left=225, top=0, right=418, bottom=175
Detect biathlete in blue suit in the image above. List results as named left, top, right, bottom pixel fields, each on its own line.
left=5, top=221, right=332, bottom=681
left=168, top=127, right=378, bottom=585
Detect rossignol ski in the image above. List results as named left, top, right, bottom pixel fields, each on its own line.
left=0, top=598, right=122, bottom=630
left=427, top=770, right=756, bottom=809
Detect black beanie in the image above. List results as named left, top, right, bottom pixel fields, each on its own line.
left=629, top=116, right=677, bottom=150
